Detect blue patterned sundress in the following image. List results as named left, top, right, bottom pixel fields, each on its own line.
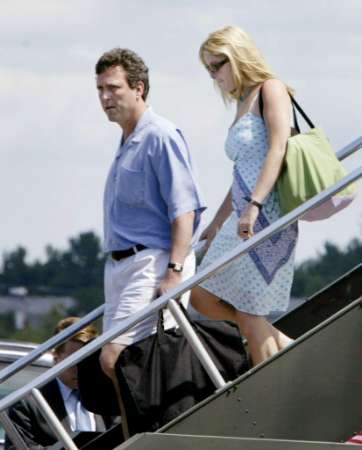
left=199, top=111, right=298, bottom=315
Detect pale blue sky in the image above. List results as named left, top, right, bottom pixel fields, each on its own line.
left=1, top=0, right=361, bottom=263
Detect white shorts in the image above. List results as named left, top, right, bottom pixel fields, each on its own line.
left=103, top=248, right=195, bottom=345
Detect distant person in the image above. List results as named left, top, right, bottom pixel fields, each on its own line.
left=191, top=26, right=298, bottom=365
left=5, top=317, right=115, bottom=450
left=95, top=47, right=205, bottom=424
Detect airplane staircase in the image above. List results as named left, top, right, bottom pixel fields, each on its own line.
left=114, top=265, right=361, bottom=449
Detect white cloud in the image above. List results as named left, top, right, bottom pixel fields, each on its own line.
left=1, top=0, right=70, bottom=19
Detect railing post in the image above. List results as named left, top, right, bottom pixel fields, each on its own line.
left=31, top=388, right=78, bottom=450
left=0, top=305, right=105, bottom=385
left=167, top=299, right=227, bottom=390
left=0, top=411, right=29, bottom=450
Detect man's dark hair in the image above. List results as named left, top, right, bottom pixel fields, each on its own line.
left=95, top=48, right=150, bottom=100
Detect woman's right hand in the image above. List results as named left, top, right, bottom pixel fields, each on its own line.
left=200, top=221, right=221, bottom=251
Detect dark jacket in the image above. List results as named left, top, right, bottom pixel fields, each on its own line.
left=5, top=378, right=114, bottom=450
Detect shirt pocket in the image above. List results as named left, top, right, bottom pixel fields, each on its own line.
left=116, top=166, right=145, bottom=207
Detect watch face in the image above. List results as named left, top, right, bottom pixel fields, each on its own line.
left=168, top=262, right=183, bottom=272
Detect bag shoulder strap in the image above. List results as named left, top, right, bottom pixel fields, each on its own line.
left=158, top=309, right=165, bottom=332
left=258, top=84, right=315, bottom=132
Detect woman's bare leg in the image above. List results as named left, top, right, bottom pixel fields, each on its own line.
left=233, top=312, right=278, bottom=365
left=266, top=321, right=293, bottom=350
left=234, top=312, right=294, bottom=365
left=191, top=286, right=292, bottom=365
left=191, top=286, right=236, bottom=321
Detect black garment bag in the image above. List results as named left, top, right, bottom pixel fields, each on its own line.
left=115, top=307, right=249, bottom=435
left=78, top=308, right=249, bottom=435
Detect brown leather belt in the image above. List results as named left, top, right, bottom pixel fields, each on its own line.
left=111, top=244, right=148, bottom=261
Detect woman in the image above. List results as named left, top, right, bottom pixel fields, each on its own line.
left=191, top=26, right=298, bottom=365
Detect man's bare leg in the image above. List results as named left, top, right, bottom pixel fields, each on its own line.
left=100, top=343, right=129, bottom=440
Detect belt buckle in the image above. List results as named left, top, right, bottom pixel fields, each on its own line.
left=132, top=245, right=138, bottom=254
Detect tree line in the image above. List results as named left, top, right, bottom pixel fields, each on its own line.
left=0, top=232, right=105, bottom=313
left=0, top=231, right=361, bottom=341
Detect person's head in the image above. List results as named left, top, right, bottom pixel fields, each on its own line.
left=95, top=48, right=149, bottom=126
left=53, top=317, right=98, bottom=390
left=200, top=26, right=284, bottom=101
left=95, top=48, right=149, bottom=100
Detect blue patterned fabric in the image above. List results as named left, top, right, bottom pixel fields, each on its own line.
left=199, top=111, right=298, bottom=315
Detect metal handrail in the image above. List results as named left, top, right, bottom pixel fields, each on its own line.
left=0, top=411, right=28, bottom=450
left=168, top=299, right=227, bottom=389
left=336, top=135, right=362, bottom=159
left=0, top=135, right=360, bottom=386
left=0, top=165, right=360, bottom=413
left=31, top=388, right=78, bottom=450
left=0, top=306, right=104, bottom=384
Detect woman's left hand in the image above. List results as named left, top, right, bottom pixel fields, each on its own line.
left=237, top=204, right=260, bottom=239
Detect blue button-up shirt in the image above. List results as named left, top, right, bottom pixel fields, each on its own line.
left=103, top=108, right=206, bottom=252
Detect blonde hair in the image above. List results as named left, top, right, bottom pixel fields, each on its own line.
left=53, top=317, right=98, bottom=353
left=199, top=26, right=294, bottom=101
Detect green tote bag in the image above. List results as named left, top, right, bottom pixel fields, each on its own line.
left=259, top=92, right=357, bottom=221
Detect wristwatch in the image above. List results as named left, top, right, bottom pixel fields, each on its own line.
left=243, top=196, right=263, bottom=211
left=168, top=262, right=183, bottom=273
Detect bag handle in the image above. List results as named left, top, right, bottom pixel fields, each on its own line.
left=157, top=309, right=165, bottom=333
left=157, top=302, right=193, bottom=336
left=258, top=84, right=315, bottom=132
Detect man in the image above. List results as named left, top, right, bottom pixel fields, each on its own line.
left=5, top=317, right=115, bottom=450
left=96, top=48, right=206, bottom=383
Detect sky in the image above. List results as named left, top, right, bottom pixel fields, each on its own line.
left=1, top=0, right=361, bottom=265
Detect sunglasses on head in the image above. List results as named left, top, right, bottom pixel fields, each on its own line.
left=205, top=57, right=229, bottom=75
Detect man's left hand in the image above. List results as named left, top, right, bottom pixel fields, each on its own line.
left=158, top=270, right=183, bottom=297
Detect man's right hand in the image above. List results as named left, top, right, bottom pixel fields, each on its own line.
left=158, top=270, right=183, bottom=297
